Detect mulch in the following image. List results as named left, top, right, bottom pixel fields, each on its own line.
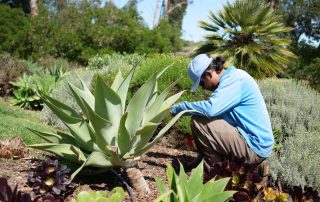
left=0, top=133, right=197, bottom=202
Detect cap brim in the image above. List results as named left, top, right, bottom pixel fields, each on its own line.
left=190, top=77, right=201, bottom=92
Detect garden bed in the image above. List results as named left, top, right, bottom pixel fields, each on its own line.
left=0, top=134, right=197, bottom=201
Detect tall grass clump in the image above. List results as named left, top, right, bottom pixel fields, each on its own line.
left=258, top=79, right=320, bottom=191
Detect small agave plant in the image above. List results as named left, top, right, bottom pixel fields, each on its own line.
left=28, top=64, right=190, bottom=193
left=155, top=162, right=236, bottom=202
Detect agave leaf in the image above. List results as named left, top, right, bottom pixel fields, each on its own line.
left=145, top=63, right=174, bottom=110
left=145, top=81, right=158, bottom=110
left=39, top=92, right=81, bottom=119
left=117, top=113, right=131, bottom=157
left=80, top=97, right=115, bottom=148
left=57, top=131, right=77, bottom=144
left=159, top=91, right=185, bottom=112
left=156, top=63, right=174, bottom=80
left=187, top=161, right=203, bottom=200
left=154, top=191, right=173, bottom=202
left=131, top=122, right=160, bottom=154
left=167, top=165, right=179, bottom=202
left=28, top=143, right=86, bottom=164
left=146, top=90, right=185, bottom=125
left=27, top=128, right=75, bottom=145
left=206, top=191, right=237, bottom=201
left=111, top=71, right=123, bottom=91
left=116, top=64, right=137, bottom=113
left=154, top=176, right=168, bottom=194
left=40, top=93, right=99, bottom=152
left=126, top=73, right=157, bottom=137
left=143, top=80, right=179, bottom=125
left=67, top=78, right=94, bottom=116
left=178, top=162, right=188, bottom=195
left=176, top=178, right=186, bottom=202
left=70, top=151, right=117, bottom=180
left=94, top=76, right=122, bottom=140
left=135, top=110, right=195, bottom=156
left=191, top=178, right=232, bottom=202
left=209, top=177, right=231, bottom=193
left=27, top=128, right=62, bottom=144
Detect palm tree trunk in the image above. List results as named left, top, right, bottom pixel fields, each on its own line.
left=126, top=167, right=150, bottom=194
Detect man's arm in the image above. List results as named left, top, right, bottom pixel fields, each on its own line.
left=171, top=75, right=242, bottom=117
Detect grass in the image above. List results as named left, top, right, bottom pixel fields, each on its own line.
left=0, top=99, right=52, bottom=144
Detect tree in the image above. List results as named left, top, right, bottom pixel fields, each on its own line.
left=196, top=0, right=295, bottom=78
left=0, top=0, right=30, bottom=13
left=162, top=0, right=189, bottom=29
left=278, top=0, right=320, bottom=46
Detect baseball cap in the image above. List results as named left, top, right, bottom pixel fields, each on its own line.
left=188, top=54, right=213, bottom=92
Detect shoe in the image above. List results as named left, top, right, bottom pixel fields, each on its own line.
left=185, top=153, right=203, bottom=169
left=256, top=160, right=270, bottom=188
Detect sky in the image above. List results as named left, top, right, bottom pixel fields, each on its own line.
left=111, top=0, right=234, bottom=42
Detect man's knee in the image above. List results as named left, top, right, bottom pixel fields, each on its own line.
left=190, top=116, right=206, bottom=132
left=190, top=115, right=219, bottom=128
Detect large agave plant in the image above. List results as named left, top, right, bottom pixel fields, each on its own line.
left=28, top=64, right=190, bottom=193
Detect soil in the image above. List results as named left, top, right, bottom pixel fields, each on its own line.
left=0, top=132, right=197, bottom=202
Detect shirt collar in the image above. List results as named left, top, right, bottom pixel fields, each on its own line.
left=218, top=66, right=236, bottom=82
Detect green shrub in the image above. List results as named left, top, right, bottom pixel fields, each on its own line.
left=258, top=79, right=320, bottom=143
left=37, top=56, right=82, bottom=70
left=258, top=79, right=320, bottom=191
left=10, top=66, right=67, bottom=110
left=87, top=53, right=143, bottom=70
left=40, top=69, right=95, bottom=130
left=0, top=53, right=28, bottom=97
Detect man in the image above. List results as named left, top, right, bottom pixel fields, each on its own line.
left=171, top=54, right=274, bottom=174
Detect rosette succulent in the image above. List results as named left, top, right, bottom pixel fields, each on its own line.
left=27, top=159, right=70, bottom=197
left=28, top=64, right=190, bottom=193
left=0, top=177, right=32, bottom=202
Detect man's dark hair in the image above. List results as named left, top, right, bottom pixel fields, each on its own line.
left=207, top=56, right=226, bottom=71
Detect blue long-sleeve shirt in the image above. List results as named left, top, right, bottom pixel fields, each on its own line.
left=171, top=66, right=274, bottom=158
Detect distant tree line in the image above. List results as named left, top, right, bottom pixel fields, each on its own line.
left=0, top=0, right=186, bottom=64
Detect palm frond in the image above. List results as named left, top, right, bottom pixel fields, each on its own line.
left=196, top=0, right=295, bottom=78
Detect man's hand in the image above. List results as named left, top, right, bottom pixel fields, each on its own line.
left=170, top=103, right=181, bottom=116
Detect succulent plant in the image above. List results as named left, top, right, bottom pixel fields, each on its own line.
left=28, top=64, right=192, bottom=193
left=0, top=137, right=26, bottom=159
left=27, top=159, right=70, bottom=197
left=285, top=185, right=320, bottom=202
left=206, top=156, right=263, bottom=201
left=71, top=187, right=125, bottom=202
left=263, top=187, right=289, bottom=202
left=0, top=177, right=32, bottom=202
left=155, top=162, right=236, bottom=202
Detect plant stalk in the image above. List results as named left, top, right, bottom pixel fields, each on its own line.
left=126, top=167, right=150, bottom=194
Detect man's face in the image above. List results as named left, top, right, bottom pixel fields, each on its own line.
left=199, top=70, right=220, bottom=91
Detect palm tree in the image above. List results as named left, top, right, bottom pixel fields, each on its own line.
left=196, top=0, right=295, bottom=78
